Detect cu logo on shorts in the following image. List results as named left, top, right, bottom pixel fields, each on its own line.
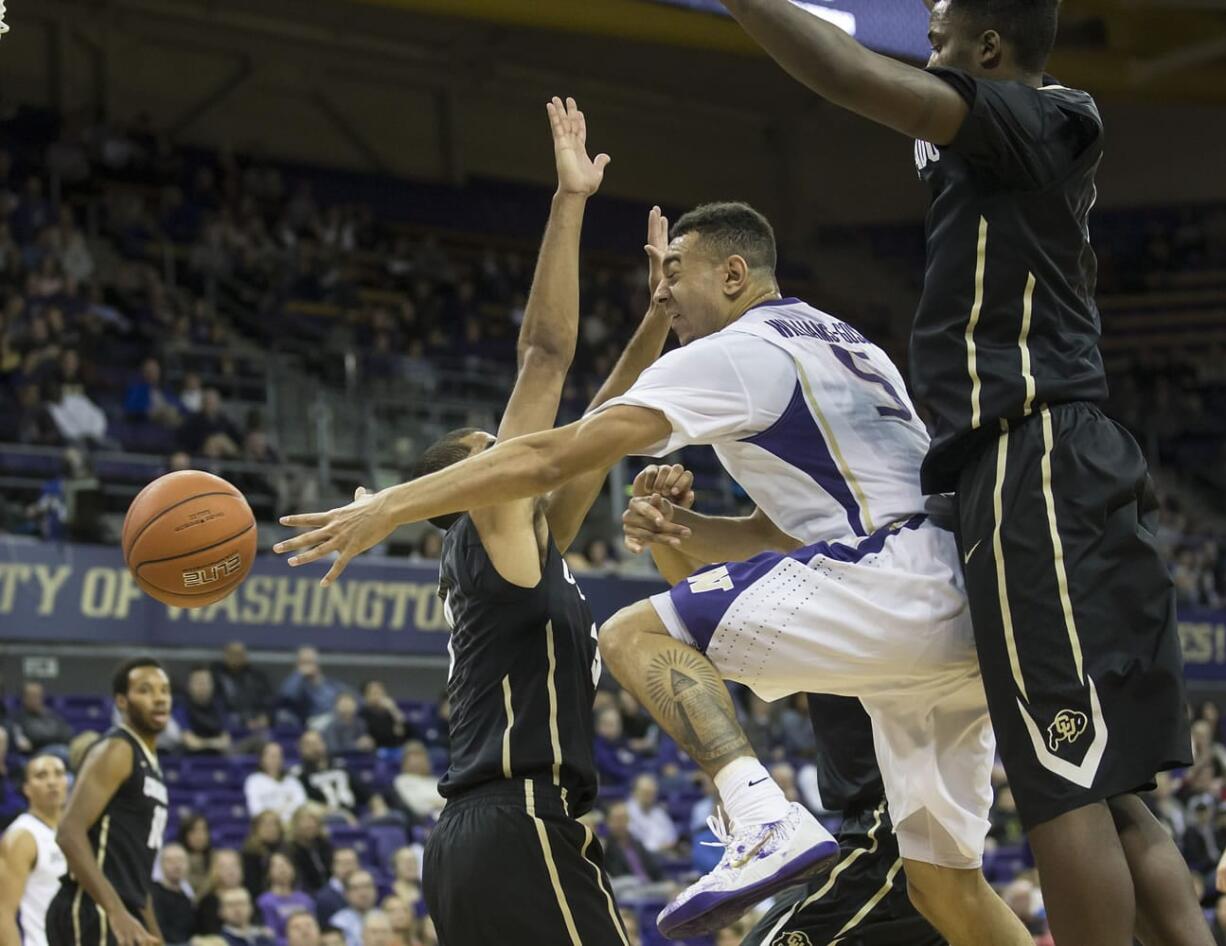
left=1047, top=709, right=1089, bottom=751
left=773, top=933, right=814, bottom=946
left=914, top=139, right=941, bottom=172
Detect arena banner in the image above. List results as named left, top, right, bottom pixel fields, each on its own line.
left=0, top=538, right=663, bottom=657
left=1177, top=610, right=1226, bottom=682
left=643, top=0, right=931, bottom=61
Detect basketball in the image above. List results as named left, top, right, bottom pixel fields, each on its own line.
left=122, top=470, right=257, bottom=608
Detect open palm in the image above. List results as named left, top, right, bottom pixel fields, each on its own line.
left=548, top=96, right=610, bottom=197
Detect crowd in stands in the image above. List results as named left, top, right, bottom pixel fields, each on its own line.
left=5, top=641, right=1226, bottom=944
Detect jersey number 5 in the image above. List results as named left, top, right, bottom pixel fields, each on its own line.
left=830, top=346, right=913, bottom=421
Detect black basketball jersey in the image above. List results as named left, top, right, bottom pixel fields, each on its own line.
left=909, top=68, right=1108, bottom=493
left=436, top=514, right=601, bottom=815
left=73, top=727, right=168, bottom=912
left=806, top=694, right=883, bottom=814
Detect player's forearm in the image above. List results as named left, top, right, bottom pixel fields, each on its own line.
left=142, top=897, right=163, bottom=941
left=379, top=425, right=595, bottom=527
left=648, top=542, right=707, bottom=586
left=669, top=507, right=791, bottom=564
left=516, top=192, right=587, bottom=369
left=57, top=827, right=127, bottom=915
left=587, top=303, right=672, bottom=411
left=0, top=912, right=20, bottom=946
left=720, top=0, right=877, bottom=106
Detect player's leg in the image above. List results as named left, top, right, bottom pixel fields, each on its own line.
left=956, top=405, right=1201, bottom=946
left=600, top=599, right=837, bottom=938
left=1108, top=792, right=1216, bottom=946
left=865, top=680, right=1030, bottom=946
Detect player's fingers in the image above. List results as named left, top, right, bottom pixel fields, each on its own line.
left=593, top=153, right=610, bottom=174
left=1218, top=864, right=1226, bottom=893
left=273, top=527, right=331, bottom=554
left=287, top=537, right=340, bottom=568
left=680, top=489, right=696, bottom=509
left=546, top=99, right=562, bottom=135
left=650, top=466, right=673, bottom=494
left=321, top=552, right=353, bottom=588
left=659, top=463, right=688, bottom=494
left=632, top=465, right=660, bottom=495
left=278, top=511, right=332, bottom=529
left=671, top=469, right=694, bottom=498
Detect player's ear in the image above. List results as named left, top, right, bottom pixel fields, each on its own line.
left=722, top=254, right=750, bottom=298
left=979, top=28, right=1003, bottom=70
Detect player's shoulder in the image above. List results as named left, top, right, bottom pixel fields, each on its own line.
left=1037, top=81, right=1102, bottom=124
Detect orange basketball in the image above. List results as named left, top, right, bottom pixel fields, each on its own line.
left=122, top=470, right=257, bottom=608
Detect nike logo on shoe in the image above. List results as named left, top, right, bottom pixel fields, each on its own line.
left=963, top=539, right=983, bottom=565
left=748, top=777, right=769, bottom=787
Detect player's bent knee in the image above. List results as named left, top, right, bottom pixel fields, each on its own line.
left=903, top=860, right=983, bottom=926
left=598, top=600, right=668, bottom=673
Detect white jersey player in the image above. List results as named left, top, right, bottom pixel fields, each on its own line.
left=0, top=755, right=69, bottom=946
left=276, top=201, right=1032, bottom=946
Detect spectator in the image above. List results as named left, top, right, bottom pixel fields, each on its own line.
left=179, top=813, right=216, bottom=896
left=197, top=849, right=246, bottom=935
left=359, top=681, right=408, bottom=750
left=391, top=742, right=443, bottom=822
left=219, top=887, right=276, bottom=946
left=180, top=387, right=242, bottom=458
left=181, top=371, right=205, bottom=413
left=124, top=356, right=182, bottom=428
left=245, top=742, right=308, bottom=824
left=313, top=847, right=359, bottom=926
left=288, top=804, right=333, bottom=894
left=213, top=642, right=274, bottom=740
left=285, top=911, right=322, bottom=946
left=153, top=843, right=197, bottom=946
left=322, top=693, right=373, bottom=755
left=741, top=693, right=783, bottom=761
left=689, top=774, right=717, bottom=835
left=359, top=912, right=394, bottom=946
left=618, top=908, right=642, bottom=946
left=242, top=810, right=287, bottom=900
left=257, top=851, right=316, bottom=945
left=12, top=681, right=73, bottom=754
left=625, top=774, right=677, bottom=855
left=292, top=731, right=384, bottom=822
left=601, top=802, right=662, bottom=883
left=1185, top=797, right=1222, bottom=874
left=45, top=368, right=111, bottom=448
left=770, top=762, right=802, bottom=806
left=388, top=847, right=422, bottom=908
left=15, top=382, right=59, bottom=446
left=776, top=694, right=818, bottom=756
left=990, top=785, right=1025, bottom=847
left=279, top=648, right=350, bottom=727
left=181, top=666, right=233, bottom=755
left=328, top=870, right=379, bottom=946
left=379, top=896, right=414, bottom=946
left=616, top=690, right=656, bottom=754
left=321, top=930, right=348, bottom=946
left=1003, top=877, right=1053, bottom=945
left=592, top=706, right=635, bottom=788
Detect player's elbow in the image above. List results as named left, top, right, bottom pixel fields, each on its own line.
left=516, top=341, right=573, bottom=377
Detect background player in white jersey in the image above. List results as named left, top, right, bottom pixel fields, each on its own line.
left=276, top=203, right=1029, bottom=945
left=0, top=754, right=68, bottom=946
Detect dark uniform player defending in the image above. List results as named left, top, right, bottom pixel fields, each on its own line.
left=48, top=658, right=171, bottom=946
left=707, top=2, right=1208, bottom=945
left=373, top=98, right=669, bottom=945
left=742, top=698, right=944, bottom=946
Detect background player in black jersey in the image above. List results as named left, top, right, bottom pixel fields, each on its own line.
left=701, top=2, right=1206, bottom=945
left=48, top=658, right=171, bottom=946
left=337, top=97, right=672, bottom=945
left=625, top=463, right=945, bottom=946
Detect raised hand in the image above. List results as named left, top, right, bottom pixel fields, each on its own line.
left=623, top=464, right=695, bottom=555
left=645, top=205, right=670, bottom=300
left=547, top=96, right=610, bottom=198
left=274, top=486, right=394, bottom=587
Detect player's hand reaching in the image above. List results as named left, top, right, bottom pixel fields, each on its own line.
left=275, top=486, right=394, bottom=587
left=548, top=96, right=610, bottom=198
left=623, top=464, right=695, bottom=555
left=644, top=204, right=669, bottom=299
left=110, top=910, right=160, bottom=946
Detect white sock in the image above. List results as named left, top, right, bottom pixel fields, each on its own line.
left=713, top=756, right=790, bottom=827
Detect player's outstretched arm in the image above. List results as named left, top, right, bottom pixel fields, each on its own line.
left=472, top=96, right=609, bottom=585
left=719, top=0, right=967, bottom=143
left=0, top=828, right=35, bottom=946
left=56, top=740, right=159, bottom=946
left=545, top=206, right=674, bottom=552
left=277, top=404, right=683, bottom=585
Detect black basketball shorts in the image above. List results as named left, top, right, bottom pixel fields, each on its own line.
left=741, top=803, right=945, bottom=946
left=956, top=402, right=1191, bottom=830
left=46, top=884, right=129, bottom=946
left=423, top=779, right=631, bottom=946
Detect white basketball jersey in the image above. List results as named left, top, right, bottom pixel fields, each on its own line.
left=6, top=813, right=65, bottom=946
left=597, top=298, right=931, bottom=545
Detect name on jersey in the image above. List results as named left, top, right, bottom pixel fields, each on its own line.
left=764, top=318, right=869, bottom=345
left=144, top=775, right=168, bottom=805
